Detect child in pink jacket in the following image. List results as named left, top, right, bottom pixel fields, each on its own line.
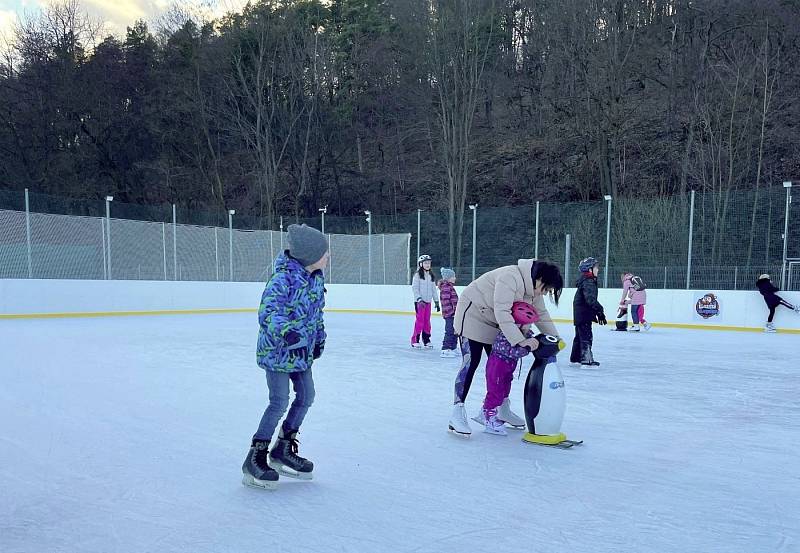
left=620, top=272, right=650, bottom=331
left=480, top=301, right=540, bottom=435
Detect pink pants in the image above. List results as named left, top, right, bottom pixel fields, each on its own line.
left=412, top=301, right=432, bottom=344
left=483, top=355, right=516, bottom=411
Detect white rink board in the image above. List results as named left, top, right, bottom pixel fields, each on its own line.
left=0, top=279, right=798, bottom=330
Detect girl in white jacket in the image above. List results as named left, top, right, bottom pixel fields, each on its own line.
left=411, top=255, right=440, bottom=348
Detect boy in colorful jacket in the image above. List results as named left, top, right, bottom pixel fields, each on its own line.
left=242, top=224, right=329, bottom=490
left=438, top=268, right=459, bottom=357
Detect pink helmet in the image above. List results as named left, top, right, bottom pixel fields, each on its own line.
left=511, top=301, right=540, bottom=325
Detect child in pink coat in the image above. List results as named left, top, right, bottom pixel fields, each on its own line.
left=620, top=272, right=650, bottom=331
left=480, top=301, right=540, bottom=435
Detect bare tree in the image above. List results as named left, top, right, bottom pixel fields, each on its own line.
left=430, top=0, right=495, bottom=267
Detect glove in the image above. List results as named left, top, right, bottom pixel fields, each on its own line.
left=284, top=330, right=302, bottom=348
left=434, top=301, right=441, bottom=312
left=313, top=342, right=324, bottom=360
left=415, top=297, right=423, bottom=303
left=597, top=312, right=608, bottom=325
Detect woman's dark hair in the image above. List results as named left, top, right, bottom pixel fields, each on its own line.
left=531, top=261, right=564, bottom=305
left=418, top=266, right=436, bottom=280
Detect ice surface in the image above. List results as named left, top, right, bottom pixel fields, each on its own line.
left=1, top=312, right=798, bottom=553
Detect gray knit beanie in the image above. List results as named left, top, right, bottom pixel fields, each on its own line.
left=440, top=267, right=456, bottom=280
left=287, top=224, right=328, bottom=266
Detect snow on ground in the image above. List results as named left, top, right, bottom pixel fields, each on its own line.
left=1, top=312, right=798, bottom=553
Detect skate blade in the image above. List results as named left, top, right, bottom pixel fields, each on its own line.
left=447, top=425, right=471, bottom=438
left=472, top=415, right=524, bottom=430
left=242, top=473, right=278, bottom=490
left=482, top=427, right=508, bottom=436
left=269, top=462, right=313, bottom=480
left=504, top=422, right=526, bottom=430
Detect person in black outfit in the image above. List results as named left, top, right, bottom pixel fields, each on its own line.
left=571, top=257, right=607, bottom=365
left=756, top=273, right=799, bottom=332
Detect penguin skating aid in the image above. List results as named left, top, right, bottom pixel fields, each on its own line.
left=522, top=334, right=583, bottom=449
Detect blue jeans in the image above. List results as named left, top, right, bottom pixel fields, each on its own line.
left=254, top=369, right=315, bottom=441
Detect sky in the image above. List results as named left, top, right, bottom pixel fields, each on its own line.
left=0, top=0, right=248, bottom=40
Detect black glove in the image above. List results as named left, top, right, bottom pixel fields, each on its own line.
left=284, top=330, right=302, bottom=347
left=434, top=301, right=441, bottom=312
left=597, top=312, right=608, bottom=325
left=313, top=342, right=324, bottom=360
left=415, top=297, right=423, bottom=303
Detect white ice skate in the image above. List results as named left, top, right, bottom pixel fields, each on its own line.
left=794, top=305, right=800, bottom=314
left=423, top=343, right=434, bottom=350
left=630, top=324, right=640, bottom=332
left=497, top=398, right=526, bottom=429
left=448, top=403, right=472, bottom=437
left=411, top=342, right=423, bottom=349
left=482, top=409, right=507, bottom=436
left=440, top=349, right=457, bottom=358
left=764, top=322, right=777, bottom=333
left=642, top=322, right=652, bottom=331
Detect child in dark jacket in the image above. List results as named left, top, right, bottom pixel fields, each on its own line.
left=438, top=268, right=459, bottom=357
left=480, top=301, right=540, bottom=435
left=571, top=257, right=607, bottom=366
left=756, top=274, right=799, bottom=333
left=242, top=224, right=329, bottom=491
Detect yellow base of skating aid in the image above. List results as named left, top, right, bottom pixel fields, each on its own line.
left=522, top=432, right=567, bottom=445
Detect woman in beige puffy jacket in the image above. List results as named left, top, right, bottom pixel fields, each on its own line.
left=448, top=259, right=564, bottom=436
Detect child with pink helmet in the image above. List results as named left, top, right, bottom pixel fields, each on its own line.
left=479, top=301, right=540, bottom=436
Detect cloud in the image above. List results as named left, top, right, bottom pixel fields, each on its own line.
left=0, top=9, right=18, bottom=40
left=2, top=0, right=250, bottom=38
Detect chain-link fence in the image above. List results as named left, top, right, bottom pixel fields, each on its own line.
left=0, top=184, right=797, bottom=289
left=0, top=192, right=410, bottom=284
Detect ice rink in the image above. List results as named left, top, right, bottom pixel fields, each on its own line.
left=1, top=311, right=798, bottom=553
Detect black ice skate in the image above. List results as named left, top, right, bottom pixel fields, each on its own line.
left=242, top=439, right=279, bottom=490
left=269, top=429, right=314, bottom=480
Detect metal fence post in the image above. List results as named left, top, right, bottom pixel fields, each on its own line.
left=24, top=189, right=32, bottom=278
left=603, top=195, right=612, bottom=288
left=280, top=217, right=284, bottom=251
left=469, top=204, right=477, bottom=282
left=781, top=182, right=792, bottom=289
left=686, top=190, right=695, bottom=290
left=663, top=266, right=667, bottom=289
left=565, top=233, right=571, bottom=287
left=161, top=222, right=167, bottom=281
left=105, top=196, right=113, bottom=279
left=101, top=219, right=107, bottom=280
left=365, top=211, right=372, bottom=284
left=734, top=265, right=738, bottom=290
left=228, top=210, right=235, bottom=282
left=214, top=227, right=219, bottom=281
left=172, top=204, right=177, bottom=281
left=328, top=233, right=333, bottom=284
left=534, top=200, right=540, bottom=259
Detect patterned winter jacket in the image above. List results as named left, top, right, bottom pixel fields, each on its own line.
left=438, top=281, right=459, bottom=318
left=256, top=252, right=326, bottom=373
left=490, top=328, right=535, bottom=363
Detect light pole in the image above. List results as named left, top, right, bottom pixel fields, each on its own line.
left=416, top=208, right=422, bottom=262
left=603, top=194, right=612, bottom=288
left=105, top=196, right=113, bottom=279
left=469, top=204, right=477, bottom=282
left=534, top=200, right=540, bottom=259
left=365, top=210, right=372, bottom=284
left=686, top=190, right=695, bottom=290
left=319, top=206, right=327, bottom=235
left=781, top=181, right=793, bottom=289
left=228, top=209, right=235, bottom=281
